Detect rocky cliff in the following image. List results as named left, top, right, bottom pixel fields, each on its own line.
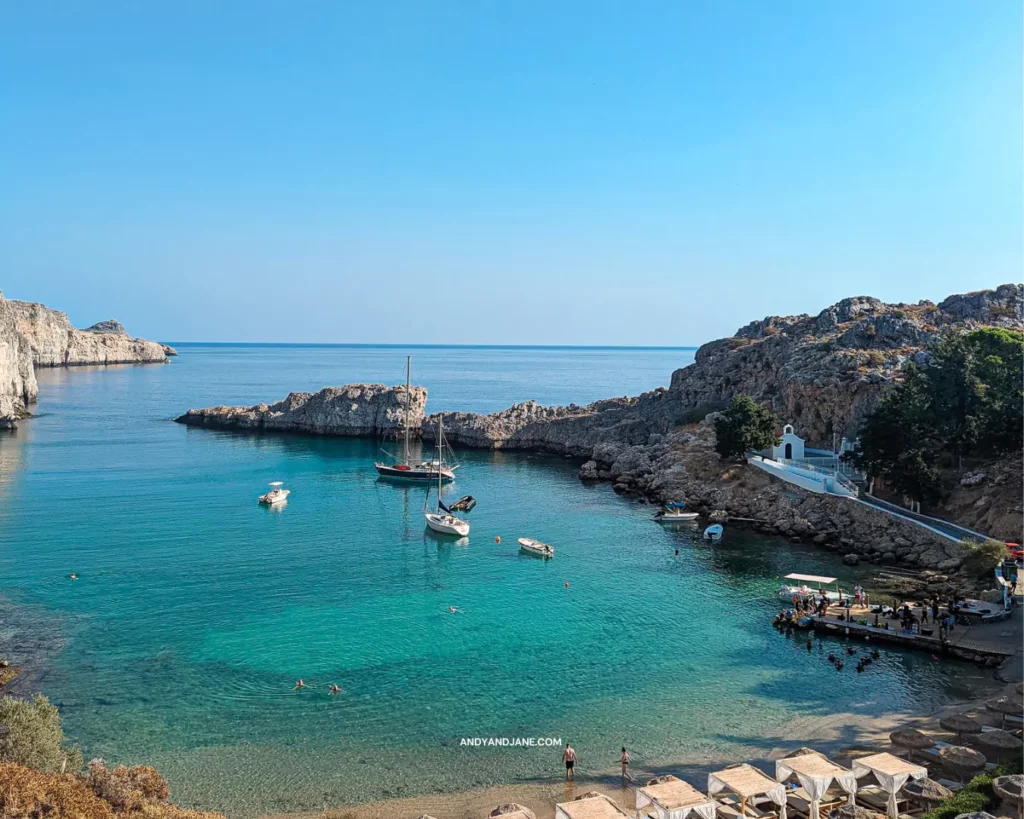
left=0, top=294, right=38, bottom=428
left=8, top=300, right=170, bottom=367
left=175, top=384, right=427, bottom=437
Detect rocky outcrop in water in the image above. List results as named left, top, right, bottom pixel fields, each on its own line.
left=176, top=384, right=427, bottom=437
left=0, top=293, right=38, bottom=428
left=8, top=300, right=170, bottom=367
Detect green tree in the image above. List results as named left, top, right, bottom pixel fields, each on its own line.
left=714, top=396, right=780, bottom=458
left=963, top=327, right=1024, bottom=454
left=0, top=694, right=82, bottom=773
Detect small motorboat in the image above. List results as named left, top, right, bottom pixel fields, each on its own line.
left=655, top=501, right=698, bottom=522
left=258, top=481, right=290, bottom=505
left=449, top=495, right=477, bottom=512
left=518, top=537, right=554, bottom=558
left=779, top=573, right=844, bottom=603
left=702, top=524, right=723, bottom=542
left=425, top=512, right=470, bottom=537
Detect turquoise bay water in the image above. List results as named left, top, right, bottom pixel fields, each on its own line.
left=0, top=346, right=1001, bottom=815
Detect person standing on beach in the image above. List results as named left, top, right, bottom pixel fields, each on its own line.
left=562, top=743, right=577, bottom=780
left=620, top=747, right=632, bottom=781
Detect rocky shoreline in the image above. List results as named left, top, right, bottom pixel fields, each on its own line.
left=0, top=292, right=173, bottom=427
left=174, top=284, right=1022, bottom=582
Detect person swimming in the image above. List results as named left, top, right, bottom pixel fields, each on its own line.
left=328, top=684, right=342, bottom=695
left=69, top=573, right=78, bottom=580
left=294, top=680, right=306, bottom=690
left=449, top=606, right=464, bottom=614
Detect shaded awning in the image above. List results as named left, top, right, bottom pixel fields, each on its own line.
left=785, top=574, right=837, bottom=584
left=777, top=750, right=857, bottom=819
left=636, top=776, right=717, bottom=819
left=556, top=792, right=631, bottom=819
left=852, top=753, right=927, bottom=819
left=709, top=764, right=788, bottom=819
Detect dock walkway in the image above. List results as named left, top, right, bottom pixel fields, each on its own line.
left=794, top=600, right=1023, bottom=667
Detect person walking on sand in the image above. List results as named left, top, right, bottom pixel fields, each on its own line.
left=562, top=743, right=577, bottom=780
left=620, top=747, right=632, bottom=781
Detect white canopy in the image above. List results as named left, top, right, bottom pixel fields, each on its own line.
left=556, top=792, right=631, bottom=819
left=784, top=574, right=837, bottom=585
left=709, top=764, right=788, bottom=819
left=776, top=751, right=857, bottom=819
left=636, top=776, right=717, bottom=819
left=852, top=753, right=927, bottom=819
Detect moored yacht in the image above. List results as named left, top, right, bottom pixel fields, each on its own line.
left=375, top=355, right=456, bottom=482
left=423, top=418, right=470, bottom=537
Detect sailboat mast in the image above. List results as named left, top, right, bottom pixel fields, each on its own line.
left=403, top=355, right=411, bottom=465
left=436, top=417, right=444, bottom=512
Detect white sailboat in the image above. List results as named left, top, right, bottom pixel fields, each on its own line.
left=375, top=355, right=456, bottom=482
left=424, top=417, right=470, bottom=537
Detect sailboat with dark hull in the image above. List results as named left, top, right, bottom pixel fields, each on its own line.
left=374, top=356, right=456, bottom=482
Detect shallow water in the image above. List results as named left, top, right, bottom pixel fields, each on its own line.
left=0, top=346, right=1002, bottom=816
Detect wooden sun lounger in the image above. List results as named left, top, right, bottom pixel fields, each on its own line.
left=786, top=790, right=844, bottom=817
left=857, top=787, right=908, bottom=814
left=716, top=794, right=773, bottom=819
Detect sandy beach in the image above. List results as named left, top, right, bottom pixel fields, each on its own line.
left=263, top=676, right=1023, bottom=819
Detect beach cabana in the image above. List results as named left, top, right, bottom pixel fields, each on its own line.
left=776, top=749, right=857, bottom=819
left=709, top=764, right=788, bottom=819
left=852, top=752, right=927, bottom=819
left=635, top=776, right=717, bottom=819
left=556, top=791, right=630, bottom=819
left=489, top=805, right=537, bottom=819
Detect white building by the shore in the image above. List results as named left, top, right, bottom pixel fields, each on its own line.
left=771, top=423, right=805, bottom=461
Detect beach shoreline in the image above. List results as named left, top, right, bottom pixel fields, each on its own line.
left=259, top=677, right=1023, bottom=819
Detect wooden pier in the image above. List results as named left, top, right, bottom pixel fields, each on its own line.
left=782, top=601, right=1022, bottom=667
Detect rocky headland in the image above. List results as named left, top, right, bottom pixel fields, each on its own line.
left=175, top=284, right=1022, bottom=579
left=9, top=300, right=173, bottom=367
left=175, top=384, right=427, bottom=437
left=0, top=292, right=172, bottom=427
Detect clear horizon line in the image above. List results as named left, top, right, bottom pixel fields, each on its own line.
left=162, top=341, right=701, bottom=350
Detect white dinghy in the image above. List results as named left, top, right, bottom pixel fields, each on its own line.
left=518, top=537, right=554, bottom=558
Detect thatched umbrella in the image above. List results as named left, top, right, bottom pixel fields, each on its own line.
left=1015, top=682, right=1023, bottom=696
left=952, top=813, right=997, bottom=819
left=939, top=746, right=987, bottom=781
left=890, top=729, right=934, bottom=751
left=903, top=779, right=954, bottom=807
left=992, top=774, right=1023, bottom=819
left=939, top=714, right=983, bottom=738
left=972, top=728, right=1022, bottom=761
left=489, top=804, right=537, bottom=819
left=986, top=697, right=1024, bottom=727
left=831, top=806, right=885, bottom=819
left=415, top=815, right=439, bottom=819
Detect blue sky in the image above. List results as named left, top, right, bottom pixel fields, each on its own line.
left=1, top=1, right=1020, bottom=345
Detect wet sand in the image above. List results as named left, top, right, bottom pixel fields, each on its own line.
left=263, top=677, right=1022, bottom=819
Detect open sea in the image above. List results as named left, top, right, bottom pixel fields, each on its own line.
left=0, top=345, right=1003, bottom=815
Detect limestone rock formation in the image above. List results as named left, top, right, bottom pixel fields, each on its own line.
left=85, top=319, right=127, bottom=334
left=0, top=293, right=38, bottom=428
left=7, top=300, right=169, bottom=367
left=176, top=384, right=426, bottom=437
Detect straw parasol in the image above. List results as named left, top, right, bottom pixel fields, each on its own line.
left=415, top=816, right=439, bottom=819
left=987, top=697, right=1024, bottom=729
left=1016, top=682, right=1023, bottom=696
left=489, top=805, right=537, bottom=819
left=952, top=813, right=997, bottom=819
left=890, top=729, right=934, bottom=751
left=902, top=779, right=954, bottom=806
left=993, top=775, right=1023, bottom=819
left=938, top=746, right=987, bottom=781
left=939, top=714, right=983, bottom=737
left=831, top=807, right=885, bottom=819
left=972, top=728, right=1022, bottom=758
